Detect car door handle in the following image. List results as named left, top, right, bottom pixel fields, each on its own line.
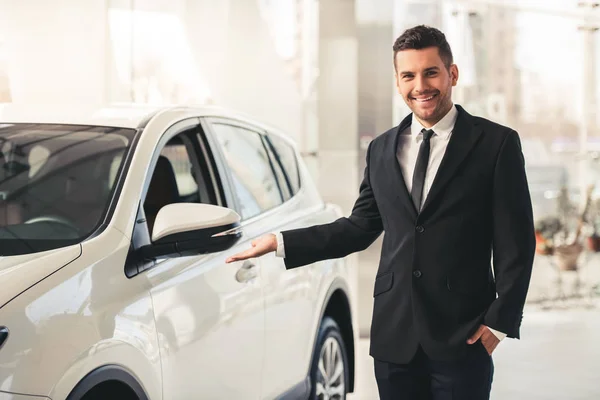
left=235, top=261, right=258, bottom=283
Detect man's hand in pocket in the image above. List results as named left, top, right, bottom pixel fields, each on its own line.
left=467, top=325, right=500, bottom=355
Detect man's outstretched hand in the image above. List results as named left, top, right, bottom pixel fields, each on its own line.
left=225, top=234, right=278, bottom=263
left=467, top=324, right=500, bottom=355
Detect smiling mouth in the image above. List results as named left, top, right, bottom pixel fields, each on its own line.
left=411, top=93, right=438, bottom=103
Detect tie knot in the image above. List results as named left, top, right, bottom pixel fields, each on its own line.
left=421, top=128, right=434, bottom=141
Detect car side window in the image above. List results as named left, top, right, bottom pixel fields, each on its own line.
left=211, top=123, right=283, bottom=220
left=144, top=132, right=209, bottom=232
left=267, top=133, right=301, bottom=195
left=160, top=141, right=198, bottom=198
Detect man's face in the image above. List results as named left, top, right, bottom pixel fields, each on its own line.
left=394, top=46, right=458, bottom=127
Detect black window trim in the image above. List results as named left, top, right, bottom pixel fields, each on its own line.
left=263, top=133, right=300, bottom=196
left=259, top=134, right=286, bottom=203
left=265, top=129, right=302, bottom=193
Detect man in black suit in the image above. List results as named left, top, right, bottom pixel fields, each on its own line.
left=227, top=25, right=535, bottom=400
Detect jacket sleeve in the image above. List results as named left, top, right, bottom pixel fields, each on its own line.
left=281, top=141, right=384, bottom=269
left=484, top=130, right=536, bottom=339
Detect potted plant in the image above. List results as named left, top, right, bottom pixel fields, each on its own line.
left=534, top=185, right=594, bottom=270
left=552, top=185, right=594, bottom=270
left=584, top=198, right=600, bottom=252
left=534, top=216, right=561, bottom=255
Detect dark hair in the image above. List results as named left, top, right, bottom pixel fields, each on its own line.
left=393, top=25, right=453, bottom=70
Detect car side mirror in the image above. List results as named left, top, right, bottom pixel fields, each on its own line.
left=138, top=203, right=242, bottom=259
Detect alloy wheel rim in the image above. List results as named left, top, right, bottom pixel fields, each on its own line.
left=315, top=336, right=345, bottom=400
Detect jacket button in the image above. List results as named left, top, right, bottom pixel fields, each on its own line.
left=413, top=270, right=422, bottom=278
left=415, top=225, right=424, bottom=233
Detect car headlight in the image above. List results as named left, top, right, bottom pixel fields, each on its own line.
left=0, top=326, right=8, bottom=350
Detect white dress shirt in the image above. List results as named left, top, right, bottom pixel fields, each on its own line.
left=400, top=105, right=457, bottom=208
left=274, top=105, right=506, bottom=341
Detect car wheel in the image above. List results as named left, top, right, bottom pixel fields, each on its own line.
left=309, top=316, right=349, bottom=400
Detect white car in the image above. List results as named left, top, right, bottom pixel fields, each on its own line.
left=0, top=105, right=358, bottom=400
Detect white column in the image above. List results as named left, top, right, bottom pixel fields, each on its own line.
left=299, top=0, right=320, bottom=179
left=316, top=0, right=359, bottom=213
left=577, top=1, right=599, bottom=201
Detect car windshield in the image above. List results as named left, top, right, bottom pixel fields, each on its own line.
left=0, top=123, right=136, bottom=256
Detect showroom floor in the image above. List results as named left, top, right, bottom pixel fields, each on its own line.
left=348, top=305, right=600, bottom=399
left=350, top=238, right=600, bottom=399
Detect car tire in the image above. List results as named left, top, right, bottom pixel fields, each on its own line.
left=309, top=316, right=349, bottom=400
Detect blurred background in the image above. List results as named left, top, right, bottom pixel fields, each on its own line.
left=1, top=0, right=599, bottom=398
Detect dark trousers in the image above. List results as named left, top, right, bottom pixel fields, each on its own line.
left=374, top=342, right=494, bottom=400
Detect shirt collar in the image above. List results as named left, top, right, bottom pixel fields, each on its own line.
left=410, top=104, right=458, bottom=141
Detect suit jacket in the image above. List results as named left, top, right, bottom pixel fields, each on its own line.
left=281, top=105, right=536, bottom=364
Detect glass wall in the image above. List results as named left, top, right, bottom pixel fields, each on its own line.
left=395, top=0, right=600, bottom=227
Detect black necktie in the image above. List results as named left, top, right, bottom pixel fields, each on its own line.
left=411, top=128, right=434, bottom=211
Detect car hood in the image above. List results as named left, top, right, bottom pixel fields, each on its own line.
left=0, top=244, right=82, bottom=308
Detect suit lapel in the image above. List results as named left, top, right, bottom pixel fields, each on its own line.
left=388, top=113, right=418, bottom=220
left=420, top=105, right=483, bottom=214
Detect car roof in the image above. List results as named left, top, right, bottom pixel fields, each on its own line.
left=0, top=103, right=163, bottom=129
left=0, top=103, right=275, bottom=130
left=0, top=103, right=298, bottom=148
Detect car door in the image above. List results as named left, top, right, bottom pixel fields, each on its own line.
left=206, top=119, right=319, bottom=398
left=258, top=131, right=324, bottom=397
left=136, top=119, right=265, bottom=399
